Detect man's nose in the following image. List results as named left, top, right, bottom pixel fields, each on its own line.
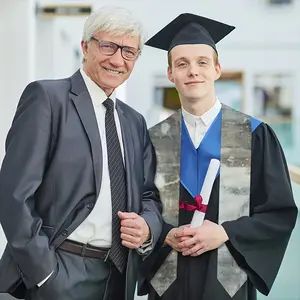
left=109, top=48, right=125, bottom=67
left=187, top=65, right=199, bottom=77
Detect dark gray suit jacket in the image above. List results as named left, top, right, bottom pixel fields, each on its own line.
left=0, top=70, right=162, bottom=300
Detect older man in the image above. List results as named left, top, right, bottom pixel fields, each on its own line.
left=0, top=6, right=162, bottom=300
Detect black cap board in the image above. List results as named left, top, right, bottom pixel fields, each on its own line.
left=145, top=13, right=235, bottom=53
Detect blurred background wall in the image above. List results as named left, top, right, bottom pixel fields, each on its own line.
left=0, top=0, right=299, bottom=299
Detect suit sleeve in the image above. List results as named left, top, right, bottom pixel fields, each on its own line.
left=139, top=116, right=163, bottom=251
left=0, top=81, right=57, bottom=289
left=222, top=123, right=298, bottom=295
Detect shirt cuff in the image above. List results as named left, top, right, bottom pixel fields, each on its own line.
left=136, top=234, right=153, bottom=255
left=37, top=270, right=54, bottom=287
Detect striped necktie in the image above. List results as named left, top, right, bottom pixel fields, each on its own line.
left=103, top=98, right=128, bottom=273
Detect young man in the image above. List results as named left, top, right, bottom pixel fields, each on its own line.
left=0, top=6, right=162, bottom=300
left=138, top=13, right=298, bottom=300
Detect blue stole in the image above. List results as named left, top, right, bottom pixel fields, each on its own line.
left=180, top=111, right=261, bottom=198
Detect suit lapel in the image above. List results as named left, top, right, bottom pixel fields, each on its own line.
left=70, top=70, right=102, bottom=196
left=116, top=100, right=134, bottom=212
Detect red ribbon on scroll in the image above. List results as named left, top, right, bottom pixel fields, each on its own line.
left=179, top=195, right=207, bottom=213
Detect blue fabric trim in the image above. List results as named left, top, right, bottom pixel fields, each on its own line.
left=180, top=110, right=261, bottom=197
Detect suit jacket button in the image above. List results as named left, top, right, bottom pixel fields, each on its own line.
left=62, top=229, right=68, bottom=236
left=86, top=202, right=94, bottom=209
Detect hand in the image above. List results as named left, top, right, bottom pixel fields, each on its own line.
left=165, top=225, right=192, bottom=252
left=118, top=212, right=150, bottom=249
left=177, top=220, right=229, bottom=257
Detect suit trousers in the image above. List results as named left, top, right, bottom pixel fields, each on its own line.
left=25, top=249, right=126, bottom=300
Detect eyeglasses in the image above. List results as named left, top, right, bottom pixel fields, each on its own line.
left=90, top=37, right=140, bottom=61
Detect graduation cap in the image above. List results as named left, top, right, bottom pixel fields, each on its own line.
left=145, top=13, right=235, bottom=53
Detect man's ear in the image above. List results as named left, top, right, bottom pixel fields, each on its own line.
left=215, top=63, right=222, bottom=81
left=168, top=66, right=174, bottom=83
left=81, top=41, right=88, bottom=59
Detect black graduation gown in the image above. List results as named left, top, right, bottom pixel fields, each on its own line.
left=138, top=121, right=298, bottom=300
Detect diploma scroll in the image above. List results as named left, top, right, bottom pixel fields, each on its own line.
left=190, top=158, right=220, bottom=228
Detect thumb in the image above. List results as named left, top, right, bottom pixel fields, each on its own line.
left=203, top=220, right=212, bottom=225
left=118, top=211, right=124, bottom=219
left=118, top=211, right=138, bottom=220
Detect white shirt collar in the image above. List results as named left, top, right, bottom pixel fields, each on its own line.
left=80, top=68, right=116, bottom=107
left=182, top=99, right=222, bottom=127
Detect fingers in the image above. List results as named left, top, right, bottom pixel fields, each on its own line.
left=121, top=218, right=141, bottom=230
left=121, top=240, right=139, bottom=249
left=175, top=227, right=197, bottom=238
left=120, top=228, right=143, bottom=249
left=178, top=236, right=197, bottom=248
left=178, top=236, right=191, bottom=243
left=120, top=225, right=142, bottom=238
left=121, top=233, right=141, bottom=246
left=181, top=247, right=192, bottom=252
left=183, top=244, right=204, bottom=256
left=191, top=248, right=206, bottom=257
left=168, top=241, right=183, bottom=252
left=120, top=217, right=144, bottom=249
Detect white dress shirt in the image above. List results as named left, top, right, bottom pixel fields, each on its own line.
left=182, top=99, right=222, bottom=148
left=68, top=69, right=124, bottom=247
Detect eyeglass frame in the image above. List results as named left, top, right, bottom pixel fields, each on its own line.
left=90, top=37, right=141, bottom=61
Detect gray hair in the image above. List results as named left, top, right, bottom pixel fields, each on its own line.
left=82, top=6, right=147, bottom=50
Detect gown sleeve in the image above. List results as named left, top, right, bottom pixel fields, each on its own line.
left=221, top=122, right=298, bottom=295
left=138, top=221, right=174, bottom=295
